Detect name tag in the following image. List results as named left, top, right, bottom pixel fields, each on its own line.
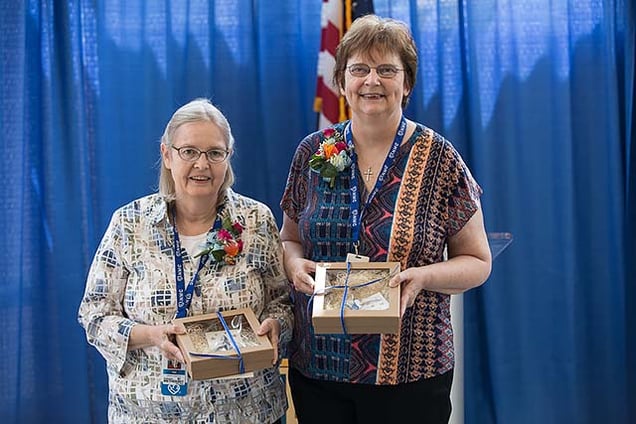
left=160, top=356, right=188, bottom=397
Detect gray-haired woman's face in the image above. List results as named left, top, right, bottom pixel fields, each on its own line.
left=161, top=121, right=230, bottom=202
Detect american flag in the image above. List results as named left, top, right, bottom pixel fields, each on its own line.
left=314, top=0, right=375, bottom=130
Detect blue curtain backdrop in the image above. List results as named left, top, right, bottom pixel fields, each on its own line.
left=0, top=0, right=633, bottom=423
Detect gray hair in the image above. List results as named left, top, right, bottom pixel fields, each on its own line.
left=158, top=98, right=235, bottom=203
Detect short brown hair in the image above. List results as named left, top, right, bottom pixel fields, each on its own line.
left=333, top=15, right=418, bottom=108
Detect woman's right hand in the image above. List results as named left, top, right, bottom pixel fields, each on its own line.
left=129, top=323, right=186, bottom=362
left=280, top=214, right=317, bottom=295
left=287, top=257, right=317, bottom=295
left=156, top=323, right=187, bottom=362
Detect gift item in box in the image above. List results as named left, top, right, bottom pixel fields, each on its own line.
left=173, top=308, right=274, bottom=380
left=311, top=262, right=401, bottom=334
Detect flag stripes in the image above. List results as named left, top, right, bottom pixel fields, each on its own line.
left=314, top=0, right=375, bottom=130
left=314, top=0, right=343, bottom=129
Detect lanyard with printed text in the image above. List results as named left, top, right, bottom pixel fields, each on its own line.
left=345, top=116, right=406, bottom=253
left=172, top=211, right=221, bottom=318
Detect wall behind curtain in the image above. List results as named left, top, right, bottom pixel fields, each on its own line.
left=0, top=0, right=633, bottom=423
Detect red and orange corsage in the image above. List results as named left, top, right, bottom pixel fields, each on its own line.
left=309, top=128, right=353, bottom=188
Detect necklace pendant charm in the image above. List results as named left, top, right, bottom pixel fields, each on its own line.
left=363, top=167, right=373, bottom=182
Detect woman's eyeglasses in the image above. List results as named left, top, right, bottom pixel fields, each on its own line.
left=347, top=63, right=404, bottom=79
left=171, top=145, right=229, bottom=163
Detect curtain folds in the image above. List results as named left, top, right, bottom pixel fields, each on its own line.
left=618, top=1, right=636, bottom=422
left=0, top=1, right=632, bottom=423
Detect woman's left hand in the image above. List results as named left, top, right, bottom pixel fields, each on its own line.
left=256, top=318, right=281, bottom=365
left=389, top=269, right=426, bottom=316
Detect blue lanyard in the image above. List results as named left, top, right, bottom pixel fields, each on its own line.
left=172, top=211, right=221, bottom=318
left=345, top=116, right=407, bottom=253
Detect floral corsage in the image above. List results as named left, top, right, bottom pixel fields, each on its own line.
left=309, top=128, right=352, bottom=188
left=194, top=215, right=244, bottom=265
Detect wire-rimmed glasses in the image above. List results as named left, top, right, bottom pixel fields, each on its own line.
left=171, top=145, right=229, bottom=163
left=347, top=63, right=404, bottom=79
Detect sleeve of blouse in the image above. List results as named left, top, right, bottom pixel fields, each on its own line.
left=77, top=209, right=136, bottom=376
left=256, top=205, right=293, bottom=356
left=443, top=138, right=484, bottom=237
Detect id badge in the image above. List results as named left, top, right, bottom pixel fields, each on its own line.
left=160, top=356, right=188, bottom=397
left=346, top=253, right=369, bottom=263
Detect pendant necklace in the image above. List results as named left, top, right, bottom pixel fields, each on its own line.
left=363, top=167, right=373, bottom=182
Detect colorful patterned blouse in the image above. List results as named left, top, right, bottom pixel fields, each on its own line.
left=78, top=189, right=292, bottom=423
left=280, top=121, right=482, bottom=385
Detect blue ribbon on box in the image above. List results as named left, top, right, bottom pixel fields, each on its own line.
left=189, top=311, right=246, bottom=374
left=308, top=262, right=390, bottom=335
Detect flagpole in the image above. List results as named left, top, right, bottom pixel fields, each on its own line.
left=450, top=294, right=464, bottom=424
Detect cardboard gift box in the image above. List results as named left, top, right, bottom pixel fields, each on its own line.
left=311, top=261, right=401, bottom=334
left=173, top=308, right=274, bottom=380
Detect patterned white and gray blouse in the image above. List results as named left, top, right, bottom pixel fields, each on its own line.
left=78, top=189, right=292, bottom=423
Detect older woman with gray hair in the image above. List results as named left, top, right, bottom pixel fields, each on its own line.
left=79, top=98, right=292, bottom=423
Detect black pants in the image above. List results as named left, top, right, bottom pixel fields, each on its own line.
left=288, top=367, right=453, bottom=424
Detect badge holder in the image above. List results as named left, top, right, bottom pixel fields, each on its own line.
left=346, top=252, right=369, bottom=263
left=160, top=356, right=188, bottom=396
left=346, top=241, right=369, bottom=263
